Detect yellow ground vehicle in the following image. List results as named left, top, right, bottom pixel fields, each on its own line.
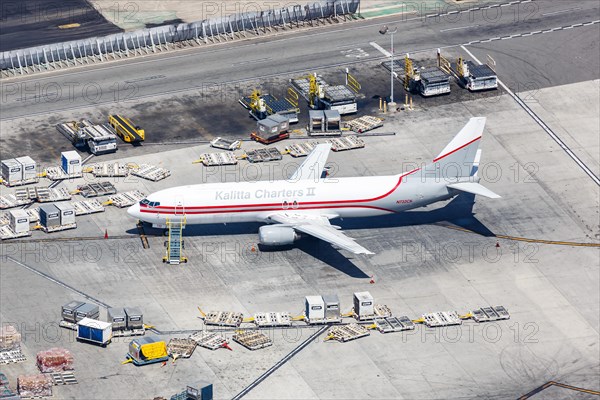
left=108, top=115, right=145, bottom=143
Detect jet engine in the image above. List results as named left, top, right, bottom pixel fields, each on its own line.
left=258, top=225, right=299, bottom=246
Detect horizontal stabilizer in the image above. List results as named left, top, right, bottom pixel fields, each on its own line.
left=447, top=182, right=501, bottom=199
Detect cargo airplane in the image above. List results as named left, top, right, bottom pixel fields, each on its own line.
left=127, top=117, right=499, bottom=255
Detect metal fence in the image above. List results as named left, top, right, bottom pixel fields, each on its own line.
left=0, top=0, right=360, bottom=74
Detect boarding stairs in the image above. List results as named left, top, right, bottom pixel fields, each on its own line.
left=163, top=217, right=187, bottom=265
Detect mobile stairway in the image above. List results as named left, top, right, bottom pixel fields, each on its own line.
left=163, top=217, right=187, bottom=265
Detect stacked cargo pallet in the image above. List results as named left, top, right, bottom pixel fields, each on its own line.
left=17, top=375, right=53, bottom=398
left=0, top=325, right=26, bottom=364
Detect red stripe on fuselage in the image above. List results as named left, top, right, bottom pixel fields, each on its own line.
left=141, top=169, right=420, bottom=212
left=140, top=204, right=398, bottom=215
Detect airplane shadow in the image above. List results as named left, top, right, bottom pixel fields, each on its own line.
left=128, top=194, right=494, bottom=278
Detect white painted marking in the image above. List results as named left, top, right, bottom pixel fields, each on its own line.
left=460, top=45, right=600, bottom=187
left=440, top=25, right=479, bottom=32
left=531, top=30, right=542, bottom=34
left=369, top=42, right=391, bottom=57
left=542, top=7, right=582, bottom=16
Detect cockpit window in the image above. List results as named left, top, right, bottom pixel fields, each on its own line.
left=140, top=199, right=160, bottom=207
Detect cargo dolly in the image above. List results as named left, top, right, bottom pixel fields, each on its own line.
left=130, top=164, right=171, bottom=182
left=344, top=116, right=384, bottom=133
left=189, top=332, right=231, bottom=351
left=88, top=162, right=129, bottom=177
left=326, top=136, right=365, bottom=152
left=75, top=182, right=117, bottom=198
left=198, top=309, right=244, bottom=327
left=167, top=338, right=197, bottom=359
left=249, top=312, right=292, bottom=327
left=244, top=148, right=283, bottom=163
left=105, top=191, right=145, bottom=208
left=0, top=225, right=32, bottom=241
left=233, top=330, right=273, bottom=350
left=194, top=153, right=238, bottom=167
left=70, top=200, right=105, bottom=216
left=210, top=137, right=242, bottom=151
left=285, top=142, right=320, bottom=157
left=373, top=316, right=415, bottom=333
left=324, top=323, right=370, bottom=342
left=240, top=89, right=300, bottom=123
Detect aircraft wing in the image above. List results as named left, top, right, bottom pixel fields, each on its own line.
left=266, top=212, right=374, bottom=255
left=289, top=143, right=332, bottom=181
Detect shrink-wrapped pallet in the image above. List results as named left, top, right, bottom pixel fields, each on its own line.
left=0, top=325, right=21, bottom=350
left=17, top=374, right=52, bottom=397
left=36, top=347, right=74, bottom=372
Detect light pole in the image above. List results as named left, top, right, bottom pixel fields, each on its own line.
left=379, top=25, right=398, bottom=109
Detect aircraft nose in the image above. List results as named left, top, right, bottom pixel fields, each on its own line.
left=127, top=203, right=141, bottom=219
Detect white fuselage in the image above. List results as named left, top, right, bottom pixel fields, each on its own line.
left=127, top=170, right=456, bottom=227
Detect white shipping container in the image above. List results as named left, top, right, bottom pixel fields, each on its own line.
left=15, top=156, right=37, bottom=180
left=353, top=292, right=374, bottom=317
left=61, top=151, right=82, bottom=175
left=1, top=159, right=22, bottom=183
left=9, top=210, right=30, bottom=234
left=305, top=296, right=325, bottom=320
left=54, top=202, right=76, bottom=225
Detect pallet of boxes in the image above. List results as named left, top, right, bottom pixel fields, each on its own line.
left=18, top=347, right=75, bottom=398
left=0, top=325, right=25, bottom=364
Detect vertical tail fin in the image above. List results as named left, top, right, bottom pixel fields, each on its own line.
left=430, top=117, right=486, bottom=178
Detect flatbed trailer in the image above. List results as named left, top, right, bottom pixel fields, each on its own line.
left=250, top=131, right=289, bottom=145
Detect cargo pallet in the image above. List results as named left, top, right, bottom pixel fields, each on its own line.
left=112, top=328, right=146, bottom=337
left=286, top=142, right=320, bottom=157
left=202, top=311, right=244, bottom=327
left=326, top=136, right=365, bottom=152
left=197, top=153, right=238, bottom=167
left=0, top=194, right=33, bottom=209
left=189, top=332, right=230, bottom=351
left=50, top=372, right=77, bottom=386
left=130, top=164, right=171, bottom=182
left=351, top=304, right=392, bottom=321
left=471, top=306, right=510, bottom=322
left=374, top=316, right=415, bottom=333
left=106, top=191, right=145, bottom=208
left=167, top=338, right=197, bottom=358
left=421, top=311, right=462, bottom=328
left=0, top=226, right=31, bottom=241
left=252, top=312, right=292, bottom=327
left=71, top=200, right=105, bottom=216
left=0, top=349, right=26, bottom=364
left=39, top=223, right=77, bottom=233
left=210, top=137, right=242, bottom=151
left=325, top=323, right=370, bottom=342
left=344, top=116, right=384, bottom=133
left=76, top=182, right=117, bottom=198
left=233, top=331, right=272, bottom=350
left=44, top=166, right=82, bottom=181
left=1, top=177, right=39, bottom=187
left=302, top=315, right=342, bottom=325
left=89, top=163, right=129, bottom=177
left=245, top=148, right=283, bottom=163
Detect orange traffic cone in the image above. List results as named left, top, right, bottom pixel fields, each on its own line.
left=222, top=343, right=233, bottom=351
left=251, top=245, right=256, bottom=253
left=104, top=229, right=108, bottom=239
left=495, top=241, right=500, bottom=248
left=369, top=275, right=375, bottom=284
